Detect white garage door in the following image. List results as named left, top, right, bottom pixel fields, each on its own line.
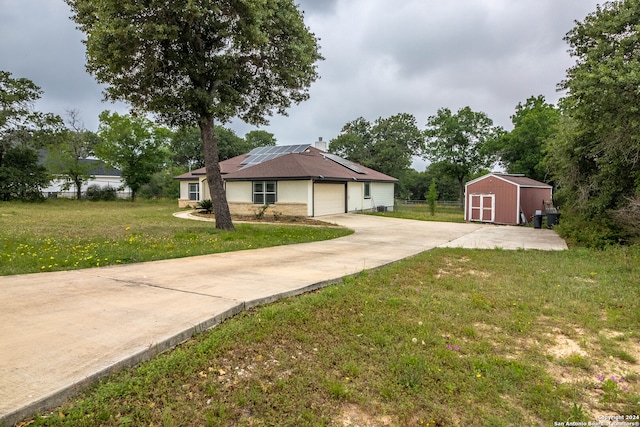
left=313, top=183, right=345, bottom=216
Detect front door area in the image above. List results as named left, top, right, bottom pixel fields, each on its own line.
left=469, top=194, right=495, bottom=223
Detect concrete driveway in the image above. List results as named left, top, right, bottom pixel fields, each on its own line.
left=0, top=214, right=566, bottom=425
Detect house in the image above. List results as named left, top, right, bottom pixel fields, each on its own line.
left=175, top=143, right=397, bottom=217
left=41, top=159, right=130, bottom=199
left=464, top=173, right=553, bottom=225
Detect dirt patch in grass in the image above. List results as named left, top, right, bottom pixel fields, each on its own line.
left=474, top=318, right=640, bottom=419
left=336, top=404, right=393, bottom=427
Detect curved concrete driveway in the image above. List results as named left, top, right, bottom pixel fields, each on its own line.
left=0, top=214, right=566, bottom=425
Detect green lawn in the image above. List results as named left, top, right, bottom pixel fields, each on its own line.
left=370, top=202, right=466, bottom=223
left=14, top=201, right=638, bottom=426
left=0, top=199, right=352, bottom=276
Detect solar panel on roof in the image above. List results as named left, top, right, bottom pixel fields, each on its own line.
left=240, top=144, right=311, bottom=167
left=323, top=153, right=366, bottom=174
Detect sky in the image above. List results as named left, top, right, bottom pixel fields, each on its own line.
left=1, top=0, right=602, bottom=170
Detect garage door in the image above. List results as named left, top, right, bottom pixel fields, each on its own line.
left=313, top=183, right=345, bottom=216
left=469, top=194, right=495, bottom=222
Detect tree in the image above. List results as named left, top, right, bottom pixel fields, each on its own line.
left=45, top=110, right=99, bottom=199
left=216, top=127, right=249, bottom=161
left=553, top=0, right=640, bottom=230
left=426, top=178, right=438, bottom=216
left=424, top=107, right=500, bottom=205
left=169, top=126, right=205, bottom=170
left=1, top=71, right=62, bottom=162
left=490, top=95, right=559, bottom=183
left=0, top=71, right=60, bottom=200
left=330, top=113, right=424, bottom=180
left=96, top=111, right=170, bottom=201
left=66, top=0, right=322, bottom=230
left=245, top=130, right=277, bottom=149
left=0, top=145, right=50, bottom=201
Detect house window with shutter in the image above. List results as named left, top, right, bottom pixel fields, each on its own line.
left=253, top=181, right=277, bottom=204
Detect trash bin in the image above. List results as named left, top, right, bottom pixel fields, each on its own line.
left=533, top=210, right=543, bottom=229
left=546, top=212, right=560, bottom=228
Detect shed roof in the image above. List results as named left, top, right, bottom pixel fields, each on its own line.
left=175, top=146, right=397, bottom=182
left=466, top=173, right=551, bottom=189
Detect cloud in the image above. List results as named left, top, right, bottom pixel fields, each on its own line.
left=1, top=0, right=602, bottom=155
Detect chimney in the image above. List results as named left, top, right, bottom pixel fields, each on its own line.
left=315, top=137, right=327, bottom=152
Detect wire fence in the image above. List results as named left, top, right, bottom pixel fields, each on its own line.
left=396, top=199, right=462, bottom=207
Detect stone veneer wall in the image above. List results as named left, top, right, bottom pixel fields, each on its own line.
left=177, top=200, right=308, bottom=216
left=229, top=202, right=308, bottom=217
left=178, top=199, right=198, bottom=208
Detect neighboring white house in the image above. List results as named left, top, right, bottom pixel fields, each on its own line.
left=41, top=159, right=130, bottom=199
left=175, top=143, right=397, bottom=217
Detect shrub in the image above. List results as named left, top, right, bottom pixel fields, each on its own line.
left=197, top=199, right=213, bottom=213
left=555, top=211, right=624, bottom=248
left=86, top=185, right=117, bottom=201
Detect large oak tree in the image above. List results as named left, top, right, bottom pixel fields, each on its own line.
left=424, top=106, right=500, bottom=205
left=66, top=0, right=322, bottom=230
left=329, top=113, right=424, bottom=180
left=552, top=0, right=640, bottom=230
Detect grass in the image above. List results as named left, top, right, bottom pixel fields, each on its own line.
left=0, top=199, right=352, bottom=276
left=370, top=202, right=466, bottom=223
left=23, top=247, right=640, bottom=426
left=5, top=198, right=639, bottom=425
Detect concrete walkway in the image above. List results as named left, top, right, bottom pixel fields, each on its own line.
left=0, top=214, right=566, bottom=425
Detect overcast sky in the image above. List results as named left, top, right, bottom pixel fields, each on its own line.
left=1, top=0, right=601, bottom=170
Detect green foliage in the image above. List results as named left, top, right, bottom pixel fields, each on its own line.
left=0, top=145, right=49, bottom=201
left=254, top=203, right=270, bottom=220
left=85, top=184, right=117, bottom=201
left=426, top=178, right=438, bottom=216
left=329, top=113, right=424, bottom=180
left=0, top=199, right=352, bottom=275
left=138, top=166, right=182, bottom=200
left=490, top=95, right=559, bottom=182
left=96, top=111, right=170, bottom=201
left=0, top=70, right=42, bottom=129
left=21, top=247, right=640, bottom=424
left=216, top=127, right=249, bottom=161
left=197, top=199, right=213, bottom=213
left=1, top=71, right=63, bottom=159
left=424, top=106, right=501, bottom=203
left=554, top=211, right=624, bottom=249
left=245, top=130, right=276, bottom=149
left=44, top=110, right=99, bottom=199
left=168, top=126, right=205, bottom=170
left=550, top=0, right=640, bottom=238
left=65, top=0, right=322, bottom=230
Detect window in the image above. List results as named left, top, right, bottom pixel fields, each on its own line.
left=188, top=183, right=200, bottom=201
left=253, top=181, right=277, bottom=204
left=364, top=182, right=371, bottom=199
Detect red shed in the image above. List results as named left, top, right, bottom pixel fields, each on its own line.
left=464, top=173, right=553, bottom=225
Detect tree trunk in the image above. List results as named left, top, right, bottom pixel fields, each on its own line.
left=199, top=115, right=235, bottom=231
left=75, top=177, right=82, bottom=200
left=458, top=176, right=465, bottom=210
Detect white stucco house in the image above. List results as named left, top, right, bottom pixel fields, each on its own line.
left=41, top=159, right=130, bottom=199
left=175, top=143, right=397, bottom=217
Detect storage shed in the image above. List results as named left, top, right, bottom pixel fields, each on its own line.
left=464, top=173, right=553, bottom=225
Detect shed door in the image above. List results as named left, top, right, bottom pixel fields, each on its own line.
left=313, top=183, right=346, bottom=216
left=469, top=194, right=495, bottom=223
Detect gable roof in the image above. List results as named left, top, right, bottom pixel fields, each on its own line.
left=175, top=146, right=397, bottom=182
left=466, top=173, right=551, bottom=189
